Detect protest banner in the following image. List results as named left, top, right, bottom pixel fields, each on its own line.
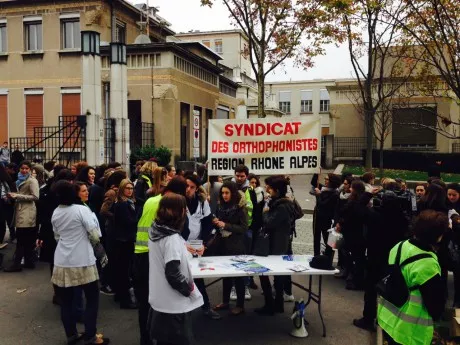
left=208, top=116, right=321, bottom=176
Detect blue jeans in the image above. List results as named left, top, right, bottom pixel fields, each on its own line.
left=57, top=281, right=99, bottom=342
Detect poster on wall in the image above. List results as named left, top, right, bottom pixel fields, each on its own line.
left=208, top=116, right=321, bottom=176
left=193, top=110, right=200, bottom=158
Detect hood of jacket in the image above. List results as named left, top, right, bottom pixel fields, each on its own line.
left=149, top=222, right=181, bottom=242
left=269, top=197, right=296, bottom=214
left=197, top=185, right=208, bottom=203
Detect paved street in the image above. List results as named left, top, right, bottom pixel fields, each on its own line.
left=0, top=214, right=376, bottom=345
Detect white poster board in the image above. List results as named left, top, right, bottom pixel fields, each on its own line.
left=208, top=116, right=321, bottom=176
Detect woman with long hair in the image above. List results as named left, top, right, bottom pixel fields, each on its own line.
left=417, top=183, right=448, bottom=214
left=213, top=181, right=248, bottom=316
left=0, top=164, right=16, bottom=249
left=147, top=167, right=168, bottom=197
left=148, top=193, right=203, bottom=345
left=4, top=161, right=40, bottom=272
left=37, top=168, right=75, bottom=304
left=336, top=180, right=373, bottom=290
left=51, top=180, right=109, bottom=345
left=76, top=166, right=96, bottom=187
left=135, top=161, right=157, bottom=210
left=112, top=179, right=138, bottom=309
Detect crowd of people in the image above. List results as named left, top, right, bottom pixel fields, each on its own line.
left=0, top=158, right=304, bottom=345
left=0, top=152, right=457, bottom=345
left=311, top=170, right=457, bottom=344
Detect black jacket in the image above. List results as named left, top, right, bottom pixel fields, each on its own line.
left=337, top=193, right=373, bottom=246
left=112, top=200, right=138, bottom=242
left=215, top=191, right=248, bottom=255
left=314, top=188, right=339, bottom=236
left=263, top=197, right=296, bottom=255
left=134, top=174, right=152, bottom=210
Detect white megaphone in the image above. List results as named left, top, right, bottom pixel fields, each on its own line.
left=290, top=299, right=308, bottom=338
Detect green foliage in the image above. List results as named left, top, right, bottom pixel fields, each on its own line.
left=130, top=145, right=172, bottom=167
left=343, top=165, right=460, bottom=183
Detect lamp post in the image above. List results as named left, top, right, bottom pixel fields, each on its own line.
left=109, top=42, right=129, bottom=172
left=81, top=31, right=103, bottom=166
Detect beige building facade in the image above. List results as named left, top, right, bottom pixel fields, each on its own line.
left=175, top=30, right=258, bottom=119
left=267, top=80, right=335, bottom=135
left=0, top=0, right=240, bottom=163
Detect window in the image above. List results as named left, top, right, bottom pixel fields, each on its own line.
left=279, top=91, right=291, bottom=114
left=202, top=40, right=210, bottom=48
left=0, top=21, right=6, bottom=53
left=24, top=18, right=42, bottom=51
left=215, top=39, right=222, bottom=53
left=24, top=89, right=44, bottom=139
left=61, top=18, right=80, bottom=49
left=115, top=21, right=126, bottom=43
left=392, top=107, right=436, bottom=148
left=300, top=90, right=313, bottom=112
left=319, top=89, right=330, bottom=112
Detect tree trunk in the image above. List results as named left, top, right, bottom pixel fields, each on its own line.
left=379, top=139, right=384, bottom=177
left=365, top=108, right=375, bottom=171
left=257, top=69, right=265, bottom=118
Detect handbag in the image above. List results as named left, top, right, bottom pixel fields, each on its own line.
left=253, top=231, right=270, bottom=256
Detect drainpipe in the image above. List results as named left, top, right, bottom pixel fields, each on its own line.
left=110, top=0, right=116, bottom=42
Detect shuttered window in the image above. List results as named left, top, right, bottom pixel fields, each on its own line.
left=62, top=93, right=80, bottom=115
left=61, top=92, right=81, bottom=148
left=0, top=95, right=7, bottom=143
left=392, top=107, right=436, bottom=147
left=26, top=94, right=43, bottom=138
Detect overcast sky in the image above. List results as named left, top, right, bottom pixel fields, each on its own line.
left=130, top=0, right=356, bottom=81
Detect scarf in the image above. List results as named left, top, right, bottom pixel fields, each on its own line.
left=149, top=222, right=181, bottom=242
left=340, top=191, right=351, bottom=200
left=217, top=203, right=239, bottom=223
left=16, top=172, right=29, bottom=188
left=320, top=187, right=335, bottom=193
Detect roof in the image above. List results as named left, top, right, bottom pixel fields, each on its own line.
left=219, top=75, right=239, bottom=88
left=175, top=41, right=223, bottom=61
left=266, top=79, right=337, bottom=86
left=100, top=42, right=223, bottom=74
left=175, top=29, right=248, bottom=41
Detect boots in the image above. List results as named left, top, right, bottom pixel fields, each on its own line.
left=255, top=295, right=275, bottom=316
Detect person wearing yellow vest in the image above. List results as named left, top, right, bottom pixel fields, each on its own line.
left=134, top=160, right=157, bottom=212
left=377, top=210, right=447, bottom=345
left=133, top=177, right=188, bottom=345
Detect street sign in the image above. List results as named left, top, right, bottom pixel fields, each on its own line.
left=193, top=115, right=200, bottom=129
left=193, top=147, right=200, bottom=158
left=193, top=129, right=200, bottom=148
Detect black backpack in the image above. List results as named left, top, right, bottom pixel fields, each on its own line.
left=376, top=241, right=433, bottom=308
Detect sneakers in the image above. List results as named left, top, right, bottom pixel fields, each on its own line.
left=202, top=308, right=222, bottom=320
left=4, top=264, right=22, bottom=272
left=100, top=286, right=115, bottom=296
left=283, top=293, right=295, bottom=302
left=230, top=287, right=237, bottom=301
left=244, top=287, right=252, bottom=300
left=0, top=242, right=8, bottom=249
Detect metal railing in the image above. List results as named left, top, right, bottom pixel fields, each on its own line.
left=10, top=115, right=86, bottom=166
left=453, top=143, right=460, bottom=153
left=142, top=122, right=154, bottom=147
left=103, top=118, right=116, bottom=164
left=334, top=137, right=375, bottom=158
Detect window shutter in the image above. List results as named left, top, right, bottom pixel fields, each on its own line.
left=301, top=90, right=313, bottom=100
left=62, top=93, right=81, bottom=115
left=279, top=91, right=291, bottom=102
left=26, top=94, right=43, bottom=138
left=0, top=95, right=7, bottom=143
left=320, top=89, right=330, bottom=100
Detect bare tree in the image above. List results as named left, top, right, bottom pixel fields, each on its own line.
left=201, top=0, right=348, bottom=117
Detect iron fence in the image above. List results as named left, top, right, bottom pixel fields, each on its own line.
left=10, top=115, right=86, bottom=166
left=104, top=118, right=116, bottom=164
left=453, top=143, right=460, bottom=153
left=333, top=137, right=375, bottom=158
left=142, top=122, right=154, bottom=147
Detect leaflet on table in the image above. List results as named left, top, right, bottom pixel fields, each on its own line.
left=231, top=262, right=270, bottom=273
left=282, top=255, right=313, bottom=262
left=231, top=255, right=256, bottom=263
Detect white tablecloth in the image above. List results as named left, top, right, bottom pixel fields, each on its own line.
left=191, top=255, right=338, bottom=279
